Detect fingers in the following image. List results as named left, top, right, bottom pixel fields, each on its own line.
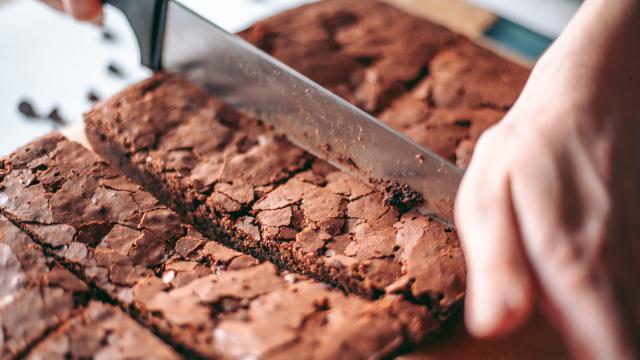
left=61, top=0, right=102, bottom=22
left=508, top=131, right=628, bottom=358
left=455, top=127, right=535, bottom=338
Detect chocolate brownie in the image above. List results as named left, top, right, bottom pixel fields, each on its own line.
left=0, top=134, right=436, bottom=359
left=240, top=0, right=529, bottom=167
left=240, top=0, right=460, bottom=115
left=0, top=215, right=89, bottom=360
left=85, top=73, right=466, bottom=318
left=86, top=0, right=529, bottom=330
left=26, top=302, right=180, bottom=360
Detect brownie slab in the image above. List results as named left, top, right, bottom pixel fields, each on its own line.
left=240, top=0, right=460, bottom=115
left=26, top=302, right=180, bottom=360
left=0, top=215, right=89, bottom=360
left=86, top=0, right=529, bottom=317
left=86, top=73, right=466, bottom=318
left=0, top=134, right=436, bottom=359
left=240, top=0, right=529, bottom=167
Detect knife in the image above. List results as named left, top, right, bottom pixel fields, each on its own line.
left=105, top=0, right=464, bottom=225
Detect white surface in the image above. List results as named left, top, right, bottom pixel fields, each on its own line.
left=469, top=0, right=580, bottom=38
left=0, top=0, right=148, bottom=155
left=0, top=0, right=314, bottom=155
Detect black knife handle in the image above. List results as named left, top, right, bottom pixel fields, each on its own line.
left=104, top=0, right=168, bottom=70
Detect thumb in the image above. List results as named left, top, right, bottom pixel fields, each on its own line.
left=455, top=129, right=535, bottom=338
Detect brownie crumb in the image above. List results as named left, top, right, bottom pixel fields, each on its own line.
left=18, top=100, right=38, bottom=118
left=47, top=108, right=67, bottom=126
left=337, top=154, right=358, bottom=169
left=107, top=62, right=125, bottom=77
left=378, top=180, right=423, bottom=212
left=318, top=143, right=331, bottom=152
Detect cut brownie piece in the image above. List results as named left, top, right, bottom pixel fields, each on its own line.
left=240, top=0, right=529, bottom=166
left=0, top=215, right=89, bottom=360
left=26, top=302, right=180, bottom=360
left=0, top=134, right=436, bottom=359
left=85, top=73, right=466, bottom=318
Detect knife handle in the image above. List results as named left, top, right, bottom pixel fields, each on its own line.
left=104, top=0, right=168, bottom=70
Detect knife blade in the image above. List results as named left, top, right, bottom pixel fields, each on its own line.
left=114, top=0, right=464, bottom=225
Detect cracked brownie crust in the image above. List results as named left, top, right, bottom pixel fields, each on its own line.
left=86, top=73, right=466, bottom=318
left=0, top=215, right=89, bottom=360
left=82, top=0, right=528, bottom=349
left=0, top=134, right=436, bottom=359
left=26, top=302, right=180, bottom=360
left=84, top=0, right=528, bottom=315
left=241, top=0, right=529, bottom=167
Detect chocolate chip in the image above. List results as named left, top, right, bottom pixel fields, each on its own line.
left=107, top=63, right=125, bottom=78
left=47, top=108, right=67, bottom=126
left=18, top=100, right=38, bottom=118
left=101, top=30, right=116, bottom=42
left=87, top=90, right=101, bottom=102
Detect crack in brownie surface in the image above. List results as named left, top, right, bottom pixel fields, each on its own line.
left=0, top=215, right=89, bottom=360
left=25, top=302, right=181, bottom=360
left=0, top=134, right=436, bottom=359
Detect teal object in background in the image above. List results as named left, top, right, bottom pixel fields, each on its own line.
left=484, top=17, right=554, bottom=60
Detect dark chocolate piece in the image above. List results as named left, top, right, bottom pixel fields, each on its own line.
left=87, top=90, right=101, bottom=102
left=0, top=215, right=89, bottom=360
left=46, top=108, right=67, bottom=126
left=0, top=134, right=435, bottom=359
left=101, top=29, right=115, bottom=42
left=17, top=100, right=38, bottom=118
left=25, top=302, right=181, bottom=360
left=107, top=62, right=125, bottom=77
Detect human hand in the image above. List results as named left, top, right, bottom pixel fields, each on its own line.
left=40, top=0, right=102, bottom=22
left=455, top=0, right=640, bottom=358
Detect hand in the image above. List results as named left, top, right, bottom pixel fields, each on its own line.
left=455, top=0, right=640, bottom=358
left=40, top=0, right=102, bottom=22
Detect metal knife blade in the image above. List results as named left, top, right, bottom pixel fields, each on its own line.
left=161, top=1, right=463, bottom=225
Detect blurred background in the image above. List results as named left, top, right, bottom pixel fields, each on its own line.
left=0, top=0, right=581, bottom=155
